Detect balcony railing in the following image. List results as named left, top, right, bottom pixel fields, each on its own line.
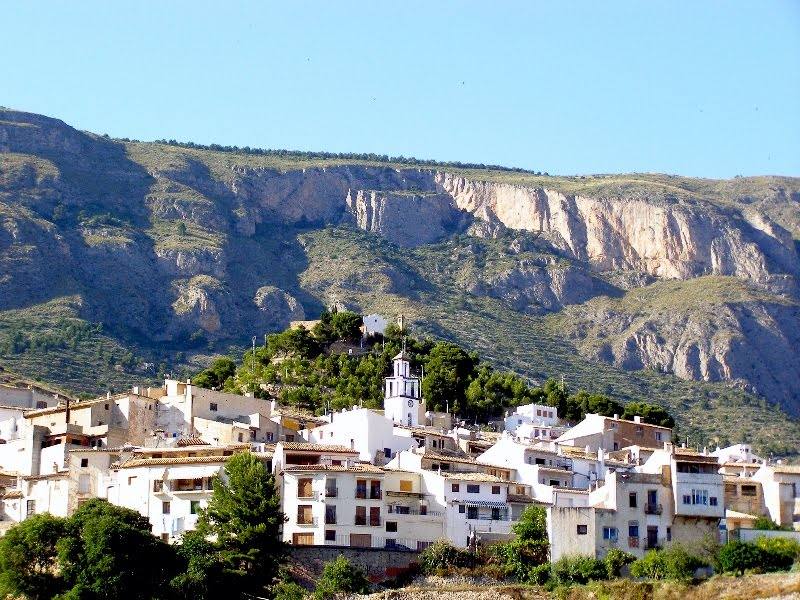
left=325, top=487, right=338, bottom=498
left=355, top=490, right=366, bottom=499
left=645, top=503, right=663, bottom=515
left=296, top=516, right=317, bottom=526
left=297, top=491, right=319, bottom=500
left=354, top=517, right=382, bottom=526
left=370, top=490, right=383, bottom=500
left=387, top=507, right=443, bottom=517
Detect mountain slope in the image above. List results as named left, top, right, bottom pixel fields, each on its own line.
left=1, top=109, right=800, bottom=453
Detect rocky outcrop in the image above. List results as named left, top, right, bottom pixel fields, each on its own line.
left=436, top=172, right=800, bottom=284
left=345, top=189, right=467, bottom=246
left=556, top=280, right=800, bottom=415
left=253, top=286, right=305, bottom=330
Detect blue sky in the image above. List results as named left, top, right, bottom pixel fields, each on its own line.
left=3, top=1, right=799, bottom=177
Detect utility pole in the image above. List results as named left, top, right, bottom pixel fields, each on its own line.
left=252, top=336, right=257, bottom=383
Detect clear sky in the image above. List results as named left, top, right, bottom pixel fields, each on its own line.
left=3, top=1, right=799, bottom=177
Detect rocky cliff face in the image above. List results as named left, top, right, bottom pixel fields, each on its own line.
left=436, top=172, right=800, bottom=286
left=1, top=109, right=800, bottom=416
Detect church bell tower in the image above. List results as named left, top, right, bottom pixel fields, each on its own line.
left=384, top=349, right=421, bottom=426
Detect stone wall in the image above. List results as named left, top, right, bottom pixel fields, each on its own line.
left=287, top=545, right=420, bottom=586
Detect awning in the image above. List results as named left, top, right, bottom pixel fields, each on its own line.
left=463, top=500, right=507, bottom=509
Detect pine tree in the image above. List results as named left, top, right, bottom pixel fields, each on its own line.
left=197, top=452, right=286, bottom=597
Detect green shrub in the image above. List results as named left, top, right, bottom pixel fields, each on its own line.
left=273, top=580, right=307, bottom=600
left=528, top=563, right=551, bottom=585
left=488, top=540, right=549, bottom=582
left=630, top=546, right=705, bottom=581
left=418, top=540, right=474, bottom=574
left=716, top=541, right=765, bottom=575
left=604, top=548, right=636, bottom=578
left=551, top=554, right=607, bottom=585
left=754, top=536, right=800, bottom=572
left=313, top=555, right=369, bottom=599
left=753, top=517, right=784, bottom=531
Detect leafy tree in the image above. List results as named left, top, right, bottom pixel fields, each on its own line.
left=604, top=548, right=636, bottom=578
left=492, top=506, right=550, bottom=582
left=197, top=452, right=286, bottom=597
left=0, top=513, right=67, bottom=600
left=621, top=401, right=675, bottom=428
left=267, top=327, right=320, bottom=359
left=170, top=531, right=228, bottom=600
left=544, top=377, right=569, bottom=419
left=313, top=555, right=369, bottom=599
left=193, top=357, right=237, bottom=390
left=422, top=342, right=478, bottom=414
left=273, top=579, right=307, bottom=600
left=329, top=311, right=363, bottom=342
left=57, top=499, right=177, bottom=600
left=755, top=536, right=800, bottom=571
left=716, top=540, right=765, bottom=575
left=512, top=506, right=548, bottom=542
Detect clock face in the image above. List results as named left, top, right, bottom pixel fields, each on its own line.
left=407, top=399, right=414, bottom=407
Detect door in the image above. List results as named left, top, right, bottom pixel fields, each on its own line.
left=369, top=506, right=381, bottom=526
left=293, top=533, right=314, bottom=545
left=350, top=533, right=372, bottom=548
left=647, top=526, right=658, bottom=549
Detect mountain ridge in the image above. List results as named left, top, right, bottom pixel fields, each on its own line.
left=1, top=109, right=799, bottom=454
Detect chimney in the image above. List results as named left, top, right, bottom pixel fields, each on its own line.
left=65, top=396, right=71, bottom=424
left=106, top=391, right=111, bottom=400
left=613, top=414, right=619, bottom=420
left=633, top=416, right=641, bottom=424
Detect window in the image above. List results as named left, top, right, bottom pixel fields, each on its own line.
left=399, top=480, right=413, bottom=492
left=26, top=500, right=35, bottom=516
left=682, top=494, right=692, bottom=505
left=629, top=492, right=637, bottom=508
left=467, top=506, right=479, bottom=519
left=710, top=496, right=718, bottom=506
left=491, top=486, right=501, bottom=495
left=238, top=433, right=243, bottom=442
left=386, top=521, right=397, bottom=532
left=153, top=480, right=163, bottom=492
left=466, top=484, right=480, bottom=493
left=104, top=403, right=109, bottom=410
left=549, top=480, right=560, bottom=487
left=602, top=527, right=618, bottom=541
left=162, top=501, right=171, bottom=514
left=576, top=525, right=588, bottom=535
left=692, top=489, right=709, bottom=505
left=535, top=458, right=546, bottom=465
left=128, top=476, right=137, bottom=485
left=266, top=432, right=274, bottom=442
left=78, top=474, right=90, bottom=494
left=628, top=523, right=639, bottom=538
left=355, top=506, right=366, bottom=525
left=80, top=458, right=89, bottom=468
left=325, top=505, right=336, bottom=525
left=325, top=529, right=336, bottom=541
left=655, top=432, right=663, bottom=442
left=451, top=483, right=460, bottom=492
left=458, top=505, right=465, bottom=513
left=741, top=485, right=757, bottom=497
left=190, top=501, right=200, bottom=514
left=666, top=527, right=672, bottom=541
left=210, top=402, right=218, bottom=412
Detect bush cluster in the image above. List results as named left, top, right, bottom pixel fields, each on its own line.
left=717, top=537, right=800, bottom=575
left=629, top=545, right=707, bottom=581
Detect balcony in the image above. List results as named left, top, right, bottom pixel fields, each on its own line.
left=387, top=507, right=443, bottom=518
left=297, top=491, right=319, bottom=501
left=296, top=517, right=317, bottom=526
left=645, top=503, right=663, bottom=515
left=324, top=487, right=338, bottom=498
left=354, top=517, right=382, bottom=526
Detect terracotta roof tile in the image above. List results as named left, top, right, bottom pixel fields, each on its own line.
left=280, top=441, right=358, bottom=454
left=282, top=464, right=385, bottom=474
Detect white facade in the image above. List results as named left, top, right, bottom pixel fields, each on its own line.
left=753, top=465, right=800, bottom=530
left=362, top=314, right=388, bottom=337
left=504, top=403, right=559, bottom=435
left=302, top=408, right=416, bottom=464
left=383, top=352, right=422, bottom=427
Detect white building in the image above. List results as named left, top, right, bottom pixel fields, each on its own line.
left=752, top=464, right=800, bottom=530
left=383, top=351, right=423, bottom=427
left=362, top=314, right=388, bottom=337
left=302, top=408, right=416, bottom=464
left=504, top=403, right=559, bottom=435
